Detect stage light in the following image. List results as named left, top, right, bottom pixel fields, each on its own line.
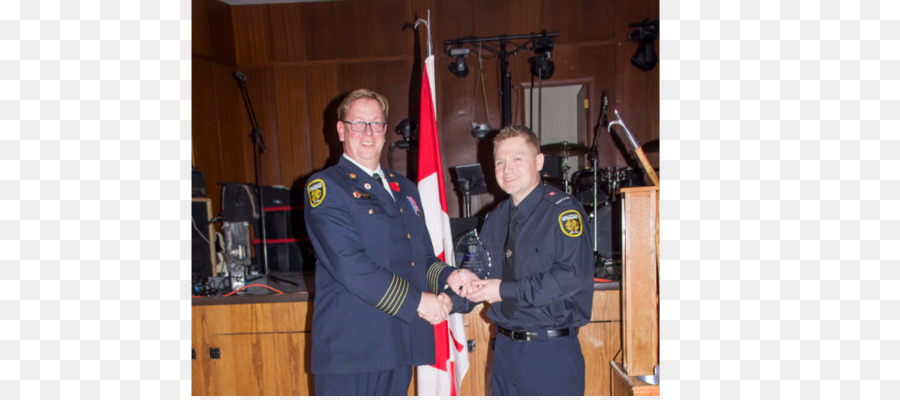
left=394, top=118, right=415, bottom=146
left=530, top=35, right=555, bottom=79
left=631, top=39, right=657, bottom=71
left=448, top=47, right=470, bottom=78
left=470, top=122, right=493, bottom=139
left=530, top=52, right=554, bottom=79
left=627, top=19, right=659, bottom=72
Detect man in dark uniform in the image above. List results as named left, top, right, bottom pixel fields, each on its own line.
left=304, top=89, right=477, bottom=395
left=460, top=125, right=594, bottom=395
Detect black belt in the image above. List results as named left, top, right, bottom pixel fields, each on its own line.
left=496, top=326, right=576, bottom=342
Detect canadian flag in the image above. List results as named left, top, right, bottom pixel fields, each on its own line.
left=415, top=54, right=469, bottom=395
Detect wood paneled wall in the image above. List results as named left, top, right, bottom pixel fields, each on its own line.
left=192, top=0, right=659, bottom=219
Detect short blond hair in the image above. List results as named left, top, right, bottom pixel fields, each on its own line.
left=492, top=125, right=541, bottom=155
left=337, top=88, right=389, bottom=120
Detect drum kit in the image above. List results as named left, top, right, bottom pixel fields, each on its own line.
left=538, top=117, right=659, bottom=280
left=539, top=142, right=652, bottom=210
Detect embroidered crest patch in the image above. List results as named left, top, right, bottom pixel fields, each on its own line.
left=558, top=210, right=582, bottom=237
left=307, top=179, right=325, bottom=208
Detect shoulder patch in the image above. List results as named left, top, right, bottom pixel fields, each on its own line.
left=307, top=179, right=326, bottom=208
left=558, top=210, right=583, bottom=237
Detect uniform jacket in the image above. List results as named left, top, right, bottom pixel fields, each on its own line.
left=455, top=183, right=594, bottom=330
left=304, top=157, right=454, bottom=374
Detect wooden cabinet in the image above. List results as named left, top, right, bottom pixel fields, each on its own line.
left=191, top=300, right=314, bottom=396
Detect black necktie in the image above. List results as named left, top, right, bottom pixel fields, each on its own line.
left=501, top=205, right=518, bottom=317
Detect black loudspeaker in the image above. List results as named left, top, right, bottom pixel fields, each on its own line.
left=192, top=167, right=206, bottom=197
left=261, top=209, right=305, bottom=273
left=255, top=185, right=309, bottom=273
left=191, top=198, right=215, bottom=281
left=220, top=182, right=258, bottom=222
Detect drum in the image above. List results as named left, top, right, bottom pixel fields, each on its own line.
left=614, top=167, right=645, bottom=189
left=572, top=167, right=647, bottom=207
left=571, top=168, right=611, bottom=207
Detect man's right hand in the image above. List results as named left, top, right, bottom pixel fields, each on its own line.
left=417, top=292, right=450, bottom=325
left=446, top=268, right=480, bottom=298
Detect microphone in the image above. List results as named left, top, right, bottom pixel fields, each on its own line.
left=233, top=71, right=247, bottom=84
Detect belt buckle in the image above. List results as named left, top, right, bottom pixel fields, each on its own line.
left=510, top=329, right=533, bottom=342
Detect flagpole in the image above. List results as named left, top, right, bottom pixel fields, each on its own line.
left=414, top=11, right=470, bottom=396
left=414, top=10, right=432, bottom=58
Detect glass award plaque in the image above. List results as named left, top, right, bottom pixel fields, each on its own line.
left=455, top=229, right=492, bottom=280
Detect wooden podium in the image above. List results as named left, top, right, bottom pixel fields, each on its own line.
left=614, top=186, right=659, bottom=394
left=611, top=360, right=659, bottom=396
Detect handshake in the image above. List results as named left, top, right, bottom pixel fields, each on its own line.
left=416, top=268, right=501, bottom=325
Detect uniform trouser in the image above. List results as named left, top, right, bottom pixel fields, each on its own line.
left=491, top=333, right=586, bottom=396
left=314, top=366, right=412, bottom=395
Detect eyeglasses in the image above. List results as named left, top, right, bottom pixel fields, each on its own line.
left=341, top=120, right=388, bottom=133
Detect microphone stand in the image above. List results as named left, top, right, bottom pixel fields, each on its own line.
left=589, top=92, right=608, bottom=268
left=233, top=71, right=270, bottom=280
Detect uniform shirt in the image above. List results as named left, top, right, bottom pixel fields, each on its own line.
left=304, top=157, right=455, bottom=374
left=460, top=183, right=594, bottom=330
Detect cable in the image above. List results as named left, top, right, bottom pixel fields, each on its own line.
left=192, top=217, right=210, bottom=247
left=222, top=283, right=285, bottom=297
left=478, top=44, right=492, bottom=123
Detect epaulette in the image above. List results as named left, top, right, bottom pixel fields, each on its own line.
left=544, top=189, right=574, bottom=207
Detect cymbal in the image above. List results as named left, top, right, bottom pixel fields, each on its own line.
left=540, top=141, right=590, bottom=156
left=641, top=138, right=659, bottom=153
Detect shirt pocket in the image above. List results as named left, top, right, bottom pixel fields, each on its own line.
left=519, top=245, right=555, bottom=277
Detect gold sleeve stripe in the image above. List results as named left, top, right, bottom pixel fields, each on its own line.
left=374, top=274, right=398, bottom=311
left=383, top=278, right=403, bottom=315
left=427, top=262, right=449, bottom=293
left=375, top=274, right=410, bottom=316
left=385, top=279, right=409, bottom=316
